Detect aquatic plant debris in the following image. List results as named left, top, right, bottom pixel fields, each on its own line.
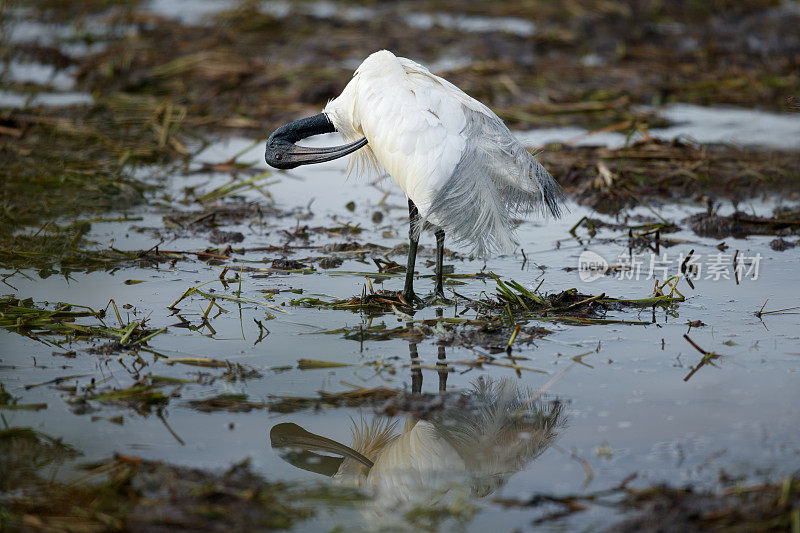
left=0, top=452, right=332, bottom=531
left=290, top=272, right=683, bottom=323
left=297, top=359, right=352, bottom=370
left=682, top=334, right=723, bottom=382
left=0, top=296, right=166, bottom=348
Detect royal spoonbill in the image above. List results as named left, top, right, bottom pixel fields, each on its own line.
left=270, top=377, right=565, bottom=526
left=265, top=50, right=565, bottom=305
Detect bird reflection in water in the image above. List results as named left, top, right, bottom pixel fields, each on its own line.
left=270, top=342, right=566, bottom=524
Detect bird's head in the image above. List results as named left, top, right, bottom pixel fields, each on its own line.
left=265, top=113, right=368, bottom=170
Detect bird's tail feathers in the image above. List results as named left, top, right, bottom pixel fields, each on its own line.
left=433, top=377, right=566, bottom=486
left=423, top=112, right=567, bottom=258
left=498, top=148, right=567, bottom=221
left=419, top=165, right=516, bottom=258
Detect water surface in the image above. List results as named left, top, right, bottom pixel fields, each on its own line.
left=2, top=115, right=799, bottom=530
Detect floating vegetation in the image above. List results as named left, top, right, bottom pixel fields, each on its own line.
left=196, top=172, right=277, bottom=203
left=169, top=278, right=287, bottom=320
left=162, top=203, right=282, bottom=233
left=493, top=474, right=800, bottom=531
left=164, top=356, right=230, bottom=368
left=297, top=359, right=352, bottom=370
left=187, top=386, right=401, bottom=414
left=682, top=335, right=723, bottom=382
left=291, top=290, right=416, bottom=315
left=481, top=274, right=684, bottom=323
left=0, top=454, right=322, bottom=532
left=188, top=393, right=266, bottom=413
left=0, top=296, right=165, bottom=349
left=0, top=296, right=98, bottom=332
left=314, top=322, right=425, bottom=342
left=267, top=386, right=401, bottom=414
left=312, top=319, right=551, bottom=353
left=90, top=378, right=171, bottom=413
left=756, top=300, right=800, bottom=319
left=687, top=207, right=800, bottom=239
left=294, top=272, right=683, bottom=322
left=292, top=272, right=685, bottom=352
left=609, top=477, right=800, bottom=532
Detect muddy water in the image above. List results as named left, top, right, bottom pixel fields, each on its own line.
left=2, top=121, right=799, bottom=530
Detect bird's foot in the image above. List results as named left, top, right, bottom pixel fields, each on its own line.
left=399, top=290, right=424, bottom=309
left=424, top=290, right=452, bottom=306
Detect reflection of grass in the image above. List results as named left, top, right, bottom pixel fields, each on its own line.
left=169, top=278, right=287, bottom=323
left=682, top=335, right=723, bottom=382
left=91, top=380, right=169, bottom=412
left=196, top=172, right=277, bottom=203
left=0, top=383, right=47, bottom=411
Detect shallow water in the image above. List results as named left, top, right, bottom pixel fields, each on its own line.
left=518, top=103, right=800, bottom=150
left=146, top=0, right=538, bottom=36
left=0, top=89, right=93, bottom=108
left=2, top=114, right=799, bottom=530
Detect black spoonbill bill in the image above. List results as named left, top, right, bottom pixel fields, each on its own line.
left=265, top=50, right=565, bottom=305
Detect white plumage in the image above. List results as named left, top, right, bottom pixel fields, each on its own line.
left=323, top=50, right=565, bottom=257
left=271, top=378, right=565, bottom=527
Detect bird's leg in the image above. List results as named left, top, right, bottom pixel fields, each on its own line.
left=401, top=198, right=423, bottom=306
left=425, top=227, right=452, bottom=305
left=409, top=339, right=422, bottom=394
left=437, top=342, right=448, bottom=392
left=434, top=227, right=446, bottom=299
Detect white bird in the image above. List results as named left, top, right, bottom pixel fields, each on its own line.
left=270, top=377, right=565, bottom=527
left=266, top=50, right=565, bottom=305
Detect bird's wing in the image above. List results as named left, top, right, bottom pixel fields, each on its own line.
left=349, top=52, right=565, bottom=256
left=398, top=57, right=566, bottom=256
left=350, top=53, right=466, bottom=209
left=397, top=56, right=497, bottom=118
